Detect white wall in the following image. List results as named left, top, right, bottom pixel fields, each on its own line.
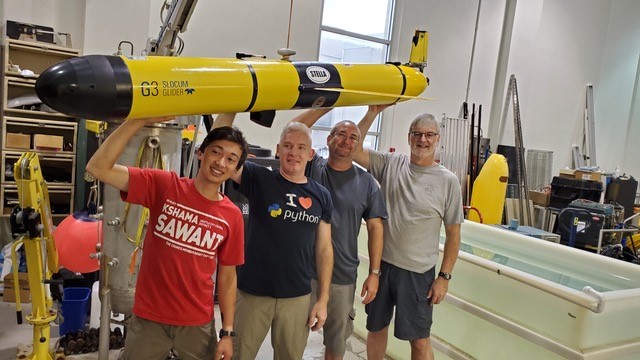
left=2, top=0, right=85, bottom=49
left=602, top=0, right=640, bottom=177
left=507, top=0, right=611, bottom=175
left=3, top=0, right=639, bottom=178
left=83, top=0, right=151, bottom=56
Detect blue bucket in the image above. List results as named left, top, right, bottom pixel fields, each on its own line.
left=59, top=287, right=91, bottom=336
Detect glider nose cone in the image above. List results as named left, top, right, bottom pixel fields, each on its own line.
left=35, top=55, right=133, bottom=120
left=36, top=59, right=81, bottom=115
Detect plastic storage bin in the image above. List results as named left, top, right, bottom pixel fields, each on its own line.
left=59, top=287, right=91, bottom=336
left=549, top=176, right=602, bottom=209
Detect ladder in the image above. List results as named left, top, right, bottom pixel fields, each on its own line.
left=500, top=74, right=532, bottom=225
left=572, top=85, right=597, bottom=169
left=584, top=84, right=597, bottom=167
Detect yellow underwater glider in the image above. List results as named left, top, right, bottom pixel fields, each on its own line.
left=35, top=30, right=430, bottom=122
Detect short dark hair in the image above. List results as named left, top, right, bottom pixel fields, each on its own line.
left=329, top=120, right=360, bottom=137
left=198, top=126, right=249, bottom=169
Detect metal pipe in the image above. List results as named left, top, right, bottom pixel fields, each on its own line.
left=597, top=228, right=640, bottom=254
left=431, top=333, right=475, bottom=360
left=185, top=115, right=200, bottom=178
left=450, top=244, right=605, bottom=313
left=464, top=0, right=483, bottom=104
left=444, top=292, right=640, bottom=359
left=582, top=286, right=606, bottom=313
left=487, top=0, right=517, bottom=144
left=468, top=105, right=475, bottom=204
left=445, top=293, right=584, bottom=360
left=98, top=254, right=112, bottom=360
left=476, top=105, right=482, bottom=179
left=623, top=211, right=640, bottom=225
left=98, top=288, right=112, bottom=359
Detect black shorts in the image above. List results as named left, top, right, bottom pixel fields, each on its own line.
left=365, top=261, right=435, bottom=340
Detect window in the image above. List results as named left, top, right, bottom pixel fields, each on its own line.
left=312, top=0, right=395, bottom=156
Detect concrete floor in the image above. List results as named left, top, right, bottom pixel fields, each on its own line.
left=0, top=301, right=372, bottom=360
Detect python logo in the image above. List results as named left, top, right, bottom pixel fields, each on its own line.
left=268, top=204, right=283, bottom=218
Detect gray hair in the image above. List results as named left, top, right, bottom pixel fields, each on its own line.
left=280, top=121, right=312, bottom=145
left=409, top=113, right=439, bottom=133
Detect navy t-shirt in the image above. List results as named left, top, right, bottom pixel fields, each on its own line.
left=235, top=161, right=333, bottom=298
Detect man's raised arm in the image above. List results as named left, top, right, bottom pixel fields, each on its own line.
left=213, top=113, right=237, bottom=128
left=290, top=108, right=332, bottom=127
left=353, top=105, right=390, bottom=169
left=86, top=117, right=173, bottom=192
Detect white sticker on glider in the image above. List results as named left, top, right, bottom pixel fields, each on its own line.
left=306, top=66, right=330, bottom=84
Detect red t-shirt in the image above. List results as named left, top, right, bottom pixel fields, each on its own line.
left=122, top=167, right=244, bottom=326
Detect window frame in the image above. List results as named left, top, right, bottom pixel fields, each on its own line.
left=313, top=0, right=395, bottom=154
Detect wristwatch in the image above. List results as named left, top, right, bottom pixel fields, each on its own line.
left=219, top=329, right=237, bottom=339
left=438, top=271, right=452, bottom=280
left=370, top=269, right=381, bottom=276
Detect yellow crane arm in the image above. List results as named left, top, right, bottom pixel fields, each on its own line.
left=9, top=152, right=60, bottom=359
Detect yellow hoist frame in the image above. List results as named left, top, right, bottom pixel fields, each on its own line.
left=9, top=152, right=60, bottom=359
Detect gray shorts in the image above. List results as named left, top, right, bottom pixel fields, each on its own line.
left=310, top=279, right=356, bottom=356
left=365, top=261, right=435, bottom=341
left=121, top=314, right=217, bottom=360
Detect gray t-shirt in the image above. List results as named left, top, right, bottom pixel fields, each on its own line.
left=307, top=154, right=388, bottom=285
left=369, top=151, right=464, bottom=273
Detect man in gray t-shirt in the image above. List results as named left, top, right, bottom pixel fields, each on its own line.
left=354, top=106, right=464, bottom=360
left=294, top=109, right=387, bottom=360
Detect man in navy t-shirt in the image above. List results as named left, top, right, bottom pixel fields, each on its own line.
left=217, top=115, right=334, bottom=360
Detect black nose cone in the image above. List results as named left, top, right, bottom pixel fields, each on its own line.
left=35, top=55, right=133, bottom=120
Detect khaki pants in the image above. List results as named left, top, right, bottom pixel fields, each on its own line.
left=234, top=290, right=311, bottom=360
left=121, top=314, right=217, bottom=360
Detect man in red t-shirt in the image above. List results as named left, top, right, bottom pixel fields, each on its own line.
left=86, top=117, right=249, bottom=360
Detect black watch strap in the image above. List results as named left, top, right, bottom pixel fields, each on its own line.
left=219, top=329, right=236, bottom=338
left=438, top=271, right=452, bottom=280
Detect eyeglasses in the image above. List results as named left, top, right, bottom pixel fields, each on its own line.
left=333, top=131, right=359, bottom=143
left=410, top=131, right=439, bottom=140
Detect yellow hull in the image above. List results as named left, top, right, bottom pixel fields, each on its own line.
left=36, top=55, right=428, bottom=120
left=469, top=154, right=509, bottom=224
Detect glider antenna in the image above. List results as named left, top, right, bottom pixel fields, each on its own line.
left=278, top=0, right=297, bottom=60
left=286, top=0, right=294, bottom=49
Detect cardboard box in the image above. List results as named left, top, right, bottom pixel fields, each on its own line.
left=33, top=134, right=63, bottom=151
left=559, top=169, right=575, bottom=179
left=3, top=272, right=31, bottom=303
left=5, top=132, right=31, bottom=149
left=529, top=190, right=550, bottom=206
left=574, top=170, right=602, bottom=182
left=3, top=288, right=31, bottom=303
